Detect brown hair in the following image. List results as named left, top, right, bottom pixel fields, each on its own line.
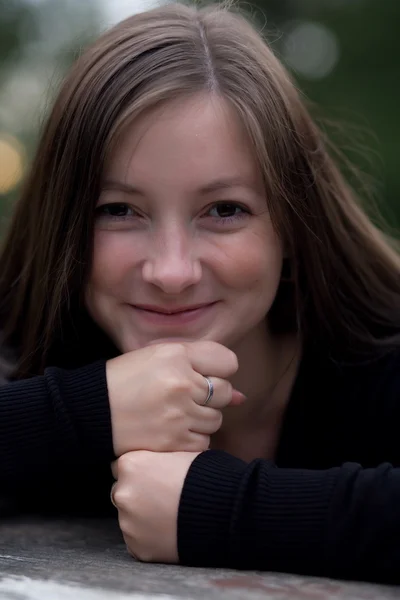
left=1, top=1, right=399, bottom=378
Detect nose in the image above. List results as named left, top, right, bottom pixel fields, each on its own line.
left=141, top=225, right=202, bottom=294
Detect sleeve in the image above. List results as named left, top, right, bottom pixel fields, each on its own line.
left=0, top=360, right=114, bottom=494
left=177, top=450, right=400, bottom=584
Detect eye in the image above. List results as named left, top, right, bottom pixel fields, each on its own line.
left=207, top=202, right=250, bottom=222
left=95, top=203, right=136, bottom=219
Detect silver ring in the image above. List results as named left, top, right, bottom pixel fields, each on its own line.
left=110, top=482, right=118, bottom=508
left=202, top=376, right=214, bottom=406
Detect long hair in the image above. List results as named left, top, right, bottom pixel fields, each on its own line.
left=1, top=1, right=399, bottom=378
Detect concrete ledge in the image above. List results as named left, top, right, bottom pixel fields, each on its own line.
left=0, top=517, right=398, bottom=599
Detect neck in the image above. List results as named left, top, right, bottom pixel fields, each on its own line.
left=218, top=323, right=301, bottom=437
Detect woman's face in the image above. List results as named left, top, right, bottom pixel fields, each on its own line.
left=85, top=94, right=284, bottom=353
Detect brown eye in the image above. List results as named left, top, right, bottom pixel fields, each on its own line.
left=210, top=203, right=242, bottom=218
left=96, top=203, right=133, bottom=217
left=207, top=202, right=249, bottom=222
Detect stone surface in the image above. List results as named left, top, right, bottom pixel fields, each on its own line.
left=0, top=517, right=399, bottom=599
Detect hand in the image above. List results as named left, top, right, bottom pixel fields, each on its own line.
left=106, top=340, right=245, bottom=457
left=111, top=450, right=200, bottom=563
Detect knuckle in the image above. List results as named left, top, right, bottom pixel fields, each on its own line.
left=158, top=424, right=188, bottom=451
left=223, top=380, right=234, bottom=401
left=165, top=405, right=186, bottom=426
left=164, top=373, right=191, bottom=396
left=117, top=453, right=137, bottom=474
left=215, top=410, right=223, bottom=429
left=227, top=350, right=239, bottom=372
left=208, top=410, right=222, bottom=433
left=155, top=343, right=187, bottom=360
left=170, top=342, right=187, bottom=355
left=113, top=486, right=133, bottom=510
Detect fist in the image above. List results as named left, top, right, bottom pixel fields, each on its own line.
left=111, top=450, right=201, bottom=563
left=106, top=340, right=245, bottom=456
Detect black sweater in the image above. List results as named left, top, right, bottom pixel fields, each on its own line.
left=1, top=335, right=400, bottom=584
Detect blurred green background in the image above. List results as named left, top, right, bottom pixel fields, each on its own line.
left=1, top=0, right=399, bottom=228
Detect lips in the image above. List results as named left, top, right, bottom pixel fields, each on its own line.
left=130, top=302, right=217, bottom=327
left=133, top=303, right=213, bottom=314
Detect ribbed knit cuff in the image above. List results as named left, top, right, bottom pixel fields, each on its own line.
left=45, top=360, right=114, bottom=463
left=178, top=449, right=340, bottom=573
left=178, top=450, right=248, bottom=567
left=237, top=464, right=339, bottom=573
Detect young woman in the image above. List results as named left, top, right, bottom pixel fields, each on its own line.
left=1, top=1, right=400, bottom=584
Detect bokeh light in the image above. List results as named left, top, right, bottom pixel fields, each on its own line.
left=0, top=135, right=25, bottom=195
left=1, top=0, right=399, bottom=226
left=282, top=20, right=340, bottom=80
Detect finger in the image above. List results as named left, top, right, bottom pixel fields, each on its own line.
left=111, top=460, right=118, bottom=480
left=231, top=389, right=247, bottom=405
left=110, top=481, right=118, bottom=508
left=192, top=375, right=234, bottom=409
left=184, top=341, right=239, bottom=379
left=183, top=431, right=211, bottom=452
left=189, top=406, right=222, bottom=434
left=144, top=339, right=239, bottom=380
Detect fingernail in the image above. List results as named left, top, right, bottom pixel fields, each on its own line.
left=232, top=390, right=247, bottom=404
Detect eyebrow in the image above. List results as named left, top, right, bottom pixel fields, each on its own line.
left=101, top=176, right=255, bottom=196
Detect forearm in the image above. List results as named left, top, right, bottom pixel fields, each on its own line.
left=178, top=450, right=400, bottom=584
left=0, top=361, right=114, bottom=491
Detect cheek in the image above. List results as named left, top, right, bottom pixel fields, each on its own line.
left=212, top=229, right=283, bottom=294
left=88, top=233, right=139, bottom=295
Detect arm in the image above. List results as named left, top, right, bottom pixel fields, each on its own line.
left=178, top=350, right=400, bottom=583
left=0, top=339, right=238, bottom=515
left=110, top=349, right=400, bottom=581
left=0, top=361, right=114, bottom=494
left=178, top=450, right=400, bottom=584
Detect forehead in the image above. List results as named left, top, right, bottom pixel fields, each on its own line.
left=104, top=94, right=262, bottom=189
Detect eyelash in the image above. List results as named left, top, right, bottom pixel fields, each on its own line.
left=95, top=202, right=250, bottom=225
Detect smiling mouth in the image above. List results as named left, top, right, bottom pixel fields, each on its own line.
left=130, top=302, right=217, bottom=325
left=142, top=308, right=198, bottom=315
left=133, top=303, right=215, bottom=314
